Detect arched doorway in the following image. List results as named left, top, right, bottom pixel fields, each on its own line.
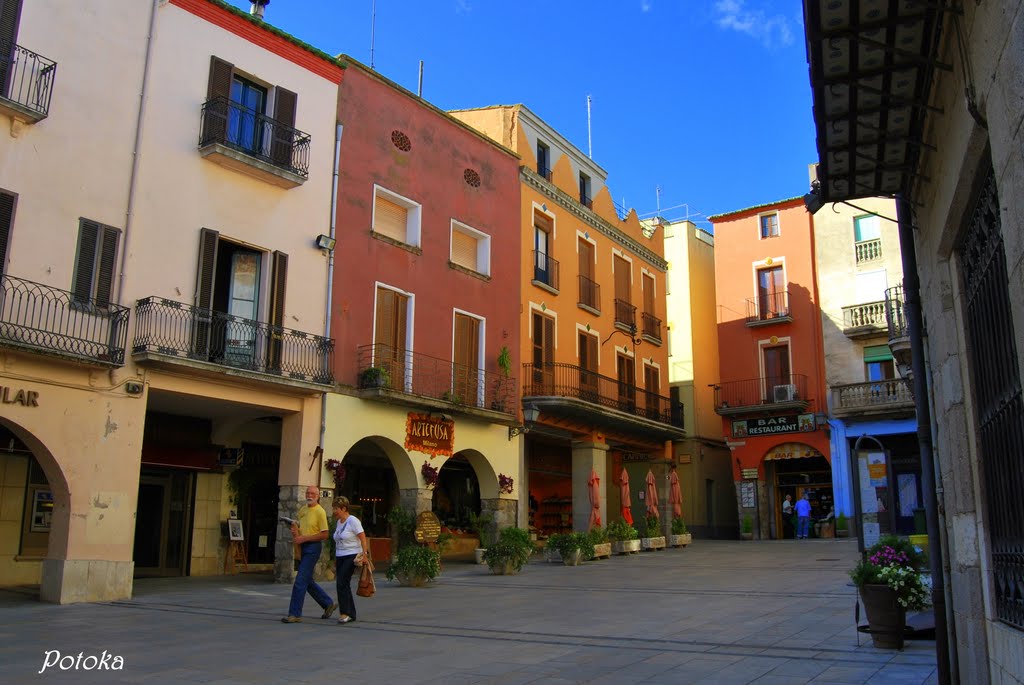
left=765, top=442, right=833, bottom=539
left=433, top=453, right=481, bottom=529
left=335, top=437, right=405, bottom=537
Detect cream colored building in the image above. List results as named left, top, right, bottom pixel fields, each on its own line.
left=0, top=0, right=341, bottom=601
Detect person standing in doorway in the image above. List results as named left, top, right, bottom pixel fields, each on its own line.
left=781, top=494, right=794, bottom=539
left=795, top=493, right=812, bottom=539
left=282, top=485, right=337, bottom=623
left=332, top=496, right=369, bottom=624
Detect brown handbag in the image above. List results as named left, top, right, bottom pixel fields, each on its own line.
left=356, top=557, right=375, bottom=598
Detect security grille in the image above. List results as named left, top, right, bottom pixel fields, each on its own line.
left=957, top=167, right=1024, bottom=631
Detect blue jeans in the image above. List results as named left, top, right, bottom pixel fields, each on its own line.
left=336, top=554, right=358, bottom=620
left=797, top=516, right=810, bottom=538
left=287, top=541, right=333, bottom=618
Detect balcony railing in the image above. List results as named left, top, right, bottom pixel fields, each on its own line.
left=537, top=165, right=552, bottom=181
left=0, top=274, right=128, bottom=366
left=133, top=297, right=333, bottom=384
left=714, top=374, right=809, bottom=410
left=614, top=298, right=636, bottom=329
left=533, top=250, right=560, bottom=290
left=199, top=96, right=310, bottom=178
left=842, top=300, right=886, bottom=329
left=522, top=362, right=682, bottom=428
left=357, top=343, right=516, bottom=414
left=0, top=43, right=57, bottom=120
left=832, top=379, right=913, bottom=413
left=746, top=291, right=791, bottom=324
left=641, top=312, right=662, bottom=341
left=885, top=285, right=908, bottom=339
left=855, top=238, right=882, bottom=264
left=580, top=193, right=593, bottom=209
left=578, top=275, right=600, bottom=311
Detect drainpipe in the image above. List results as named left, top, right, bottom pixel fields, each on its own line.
left=895, top=193, right=951, bottom=685
left=116, top=0, right=160, bottom=307
left=319, top=122, right=343, bottom=460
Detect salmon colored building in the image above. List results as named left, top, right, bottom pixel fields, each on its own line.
left=449, top=105, right=685, bottom=537
left=709, top=198, right=830, bottom=540
left=321, top=61, right=522, bottom=550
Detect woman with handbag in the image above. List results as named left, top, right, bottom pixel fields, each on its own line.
left=331, top=496, right=369, bottom=624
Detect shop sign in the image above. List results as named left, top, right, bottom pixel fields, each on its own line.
left=731, top=413, right=814, bottom=438
left=414, top=511, right=441, bottom=544
left=740, top=481, right=756, bottom=507
left=741, top=468, right=758, bottom=480
left=404, top=413, right=454, bottom=458
left=622, top=451, right=651, bottom=462
left=0, top=386, right=39, bottom=407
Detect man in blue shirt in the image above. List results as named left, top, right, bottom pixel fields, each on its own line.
left=795, top=494, right=812, bottom=539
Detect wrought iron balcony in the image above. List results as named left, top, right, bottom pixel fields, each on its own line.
left=199, top=96, right=310, bottom=186
left=842, top=300, right=887, bottom=337
left=522, top=362, right=683, bottom=430
left=831, top=379, right=914, bottom=417
left=885, top=286, right=908, bottom=339
left=356, top=343, right=516, bottom=416
left=641, top=312, right=662, bottom=342
left=578, top=275, right=600, bottom=312
left=132, top=297, right=333, bottom=384
left=580, top=193, right=593, bottom=209
left=0, top=274, right=128, bottom=366
left=855, top=238, right=882, bottom=264
left=614, top=298, right=636, bottom=329
left=0, top=43, right=57, bottom=122
left=713, top=374, right=810, bottom=414
left=746, top=291, right=792, bottom=325
left=533, top=250, right=560, bottom=291
left=537, top=165, right=552, bottom=181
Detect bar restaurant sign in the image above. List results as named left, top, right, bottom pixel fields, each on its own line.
left=405, top=412, right=455, bottom=458
left=732, top=413, right=814, bottom=438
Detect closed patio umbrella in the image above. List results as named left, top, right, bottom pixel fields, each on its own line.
left=588, top=469, right=601, bottom=530
left=619, top=467, right=633, bottom=525
left=669, top=468, right=683, bottom=519
left=645, top=469, right=660, bottom=520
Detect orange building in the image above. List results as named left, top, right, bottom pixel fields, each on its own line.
left=709, top=198, right=830, bottom=540
left=450, top=105, right=685, bottom=536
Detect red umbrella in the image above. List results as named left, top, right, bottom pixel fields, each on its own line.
left=588, top=469, right=601, bottom=530
left=645, top=469, right=660, bottom=520
left=619, top=467, right=633, bottom=525
left=669, top=468, right=683, bottom=519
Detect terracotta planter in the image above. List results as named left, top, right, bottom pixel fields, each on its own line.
left=396, top=571, right=429, bottom=587
left=592, top=542, right=612, bottom=559
left=641, top=536, right=666, bottom=551
left=474, top=548, right=486, bottom=565
left=859, top=584, right=906, bottom=649
left=670, top=533, right=692, bottom=548
left=612, top=539, right=641, bottom=555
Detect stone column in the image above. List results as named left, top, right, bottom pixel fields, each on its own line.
left=273, top=484, right=304, bottom=583
left=482, top=497, right=518, bottom=538
left=274, top=396, right=322, bottom=582
left=571, top=441, right=608, bottom=533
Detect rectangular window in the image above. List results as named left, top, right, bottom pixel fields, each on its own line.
left=373, top=187, right=421, bottom=247
left=0, top=188, right=16, bottom=274
left=642, top=273, right=656, bottom=315
left=72, top=218, right=120, bottom=308
left=579, top=172, right=592, bottom=208
left=616, top=353, right=636, bottom=410
left=578, top=330, right=599, bottom=401
left=374, top=286, right=410, bottom=388
left=537, top=141, right=551, bottom=180
left=577, top=238, right=598, bottom=310
left=531, top=312, right=555, bottom=393
left=533, top=211, right=557, bottom=289
left=450, top=221, right=490, bottom=276
left=864, top=344, right=895, bottom=381
left=760, top=213, right=779, bottom=239
left=763, top=344, right=792, bottom=401
left=643, top=364, right=662, bottom=419
left=614, top=255, right=634, bottom=328
left=854, top=215, right=881, bottom=242
left=453, top=312, right=481, bottom=406
left=757, top=265, right=785, bottom=318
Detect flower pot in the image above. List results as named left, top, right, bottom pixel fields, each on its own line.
left=612, top=539, right=641, bottom=555
left=859, top=584, right=906, bottom=649
left=592, top=542, right=612, bottom=559
left=670, top=533, right=692, bottom=548
left=396, top=571, right=429, bottom=587
left=474, top=548, right=486, bottom=565
left=641, top=536, right=666, bottom=551
left=488, top=559, right=520, bottom=575
left=561, top=549, right=584, bottom=566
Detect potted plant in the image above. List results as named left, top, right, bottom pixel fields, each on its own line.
left=386, top=505, right=417, bottom=559
left=670, top=517, right=692, bottom=548
left=588, top=527, right=612, bottom=559
left=607, top=519, right=640, bottom=555
left=836, top=513, right=849, bottom=538
left=641, top=513, right=666, bottom=551
left=384, top=544, right=441, bottom=587
left=359, top=365, right=391, bottom=389
left=482, top=527, right=534, bottom=575
left=468, top=510, right=494, bottom=565
left=850, top=535, right=929, bottom=649
left=740, top=514, right=753, bottom=540
left=546, top=532, right=594, bottom=566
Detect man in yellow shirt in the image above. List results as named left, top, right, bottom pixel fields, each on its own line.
left=282, top=485, right=337, bottom=623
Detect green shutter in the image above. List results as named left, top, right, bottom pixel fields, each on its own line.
left=863, top=344, right=893, bottom=363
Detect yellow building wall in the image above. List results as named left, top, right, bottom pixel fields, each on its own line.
left=0, top=453, right=41, bottom=585
left=189, top=472, right=229, bottom=576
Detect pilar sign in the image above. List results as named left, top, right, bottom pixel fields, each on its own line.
left=0, top=386, right=39, bottom=407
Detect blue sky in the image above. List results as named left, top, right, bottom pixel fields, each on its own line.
left=231, top=0, right=817, bottom=228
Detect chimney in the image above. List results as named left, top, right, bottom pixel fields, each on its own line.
left=250, top=0, right=268, bottom=19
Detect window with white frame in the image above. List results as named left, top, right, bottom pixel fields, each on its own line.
left=372, top=186, right=421, bottom=247
left=759, top=212, right=780, bottom=239
left=450, top=220, right=491, bottom=276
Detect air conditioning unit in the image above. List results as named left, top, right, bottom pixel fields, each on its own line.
left=773, top=384, right=798, bottom=402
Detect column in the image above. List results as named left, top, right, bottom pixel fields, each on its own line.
left=571, top=440, right=608, bottom=533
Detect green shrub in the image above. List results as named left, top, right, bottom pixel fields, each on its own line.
left=836, top=513, right=848, bottom=531
left=386, top=506, right=417, bottom=551
left=384, top=544, right=441, bottom=582
left=741, top=515, right=753, bottom=534
left=606, top=519, right=639, bottom=541
left=482, top=527, right=534, bottom=573
left=546, top=532, right=594, bottom=561
left=359, top=366, right=391, bottom=388
left=468, top=510, right=494, bottom=548
left=643, top=514, right=662, bottom=537
left=671, top=517, right=689, bottom=535
left=587, top=526, right=609, bottom=545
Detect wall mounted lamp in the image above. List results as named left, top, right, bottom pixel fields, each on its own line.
left=315, top=234, right=336, bottom=251
left=508, top=404, right=541, bottom=440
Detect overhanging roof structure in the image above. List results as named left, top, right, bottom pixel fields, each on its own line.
left=803, top=0, right=947, bottom=203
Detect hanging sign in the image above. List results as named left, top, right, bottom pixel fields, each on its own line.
left=731, top=413, right=815, bottom=438
left=405, top=413, right=455, bottom=458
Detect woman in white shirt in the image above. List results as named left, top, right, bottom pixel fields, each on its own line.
left=332, top=496, right=369, bottom=624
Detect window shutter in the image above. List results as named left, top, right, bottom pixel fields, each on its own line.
left=207, top=56, right=233, bottom=100
left=195, top=228, right=219, bottom=310
left=72, top=219, right=100, bottom=304
left=269, top=250, right=288, bottom=329
left=94, top=225, right=120, bottom=308
left=643, top=274, right=655, bottom=314
left=375, top=287, right=395, bottom=352
left=586, top=334, right=598, bottom=372
left=0, top=0, right=23, bottom=55
left=578, top=239, right=593, bottom=280
left=204, top=56, right=234, bottom=144
left=614, top=255, right=631, bottom=301
left=271, top=87, right=297, bottom=167
left=374, top=195, right=408, bottom=242
left=543, top=316, right=554, bottom=367
left=451, top=229, right=478, bottom=271
left=0, top=190, right=16, bottom=274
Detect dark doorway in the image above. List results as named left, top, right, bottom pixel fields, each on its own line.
left=134, top=467, right=193, bottom=577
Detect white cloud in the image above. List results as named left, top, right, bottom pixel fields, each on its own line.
left=713, top=0, right=794, bottom=48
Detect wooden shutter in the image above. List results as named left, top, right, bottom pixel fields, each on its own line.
left=374, top=195, right=408, bottom=242
left=451, top=228, right=478, bottom=271
left=453, top=313, right=480, bottom=403
left=578, top=238, right=593, bottom=280
left=614, top=255, right=631, bottom=302
left=374, top=287, right=407, bottom=386
left=0, top=190, right=16, bottom=274
left=195, top=228, right=220, bottom=310
left=72, top=219, right=99, bottom=304
left=204, top=56, right=234, bottom=143
left=94, top=226, right=119, bottom=308
left=271, top=87, right=297, bottom=167
left=643, top=274, right=655, bottom=315
left=0, top=0, right=23, bottom=93
left=267, top=250, right=288, bottom=369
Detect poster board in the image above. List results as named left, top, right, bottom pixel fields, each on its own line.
left=228, top=519, right=244, bottom=541
left=855, top=449, right=891, bottom=550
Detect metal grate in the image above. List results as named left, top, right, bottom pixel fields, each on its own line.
left=957, top=167, right=1024, bottom=631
